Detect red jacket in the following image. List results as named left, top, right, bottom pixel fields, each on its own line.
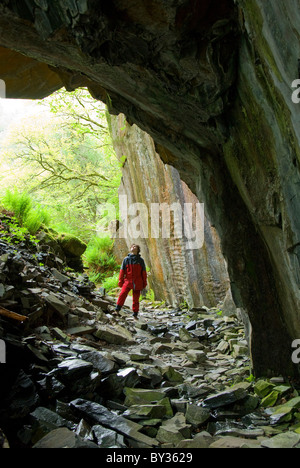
left=118, top=253, right=147, bottom=291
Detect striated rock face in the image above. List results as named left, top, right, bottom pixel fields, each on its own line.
left=110, top=115, right=229, bottom=308
left=0, top=1, right=300, bottom=376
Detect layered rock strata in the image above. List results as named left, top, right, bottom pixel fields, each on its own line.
left=110, top=114, right=229, bottom=309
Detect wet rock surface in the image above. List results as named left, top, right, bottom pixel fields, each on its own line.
left=1, top=236, right=300, bottom=449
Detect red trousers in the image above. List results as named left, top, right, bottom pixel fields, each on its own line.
left=117, top=284, right=141, bottom=313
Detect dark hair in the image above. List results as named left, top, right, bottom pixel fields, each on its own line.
left=131, top=244, right=140, bottom=254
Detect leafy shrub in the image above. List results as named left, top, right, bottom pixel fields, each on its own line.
left=0, top=214, right=40, bottom=246
left=24, top=207, right=52, bottom=234
left=84, top=235, right=116, bottom=270
left=101, top=272, right=119, bottom=291
left=1, top=189, right=51, bottom=234
left=2, top=189, right=32, bottom=223
left=84, top=234, right=119, bottom=287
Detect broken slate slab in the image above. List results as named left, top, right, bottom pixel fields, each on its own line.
left=45, top=293, right=70, bottom=318
left=123, top=389, right=174, bottom=419
left=203, top=382, right=250, bottom=409
left=185, top=404, right=211, bottom=427
left=129, top=349, right=151, bottom=361
left=92, top=425, right=125, bottom=448
left=123, top=388, right=167, bottom=406
left=70, top=398, right=159, bottom=447
left=73, top=307, right=94, bottom=319
left=176, top=431, right=215, bottom=449
left=89, top=296, right=111, bottom=311
left=30, top=406, right=74, bottom=438
left=66, top=325, right=97, bottom=336
left=209, top=436, right=261, bottom=449
left=185, top=349, right=206, bottom=364
left=56, top=358, right=94, bottom=380
left=51, top=268, right=70, bottom=284
left=123, top=404, right=167, bottom=420
left=260, top=431, right=300, bottom=449
left=32, top=427, right=99, bottom=449
left=99, top=368, right=141, bottom=399
left=52, top=327, right=70, bottom=343
left=156, top=413, right=192, bottom=445
left=159, top=366, right=184, bottom=383
left=94, top=325, right=135, bottom=345
left=77, top=350, right=117, bottom=374
left=0, top=283, right=5, bottom=298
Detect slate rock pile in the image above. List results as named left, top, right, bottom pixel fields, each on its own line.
left=1, top=234, right=300, bottom=448
left=0, top=234, right=100, bottom=329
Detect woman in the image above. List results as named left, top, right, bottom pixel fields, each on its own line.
left=114, top=244, right=147, bottom=319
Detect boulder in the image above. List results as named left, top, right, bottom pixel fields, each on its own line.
left=57, top=234, right=87, bottom=257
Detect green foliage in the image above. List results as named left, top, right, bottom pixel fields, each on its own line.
left=0, top=213, right=40, bottom=246
left=84, top=234, right=119, bottom=288
left=0, top=88, right=122, bottom=286
left=101, top=272, right=119, bottom=292
left=146, top=289, right=155, bottom=302
left=24, top=206, right=51, bottom=234
left=246, top=374, right=255, bottom=383
left=0, top=87, right=122, bottom=243
left=1, top=189, right=51, bottom=235
left=180, top=299, right=189, bottom=310
left=2, top=189, right=32, bottom=223
left=84, top=235, right=114, bottom=268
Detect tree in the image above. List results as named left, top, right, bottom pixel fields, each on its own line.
left=0, top=88, right=122, bottom=240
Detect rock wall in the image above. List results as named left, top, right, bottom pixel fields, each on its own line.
left=0, top=0, right=300, bottom=376
left=109, top=115, right=229, bottom=308
left=221, top=0, right=300, bottom=375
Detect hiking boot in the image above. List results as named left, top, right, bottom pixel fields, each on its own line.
left=133, top=312, right=139, bottom=320
left=113, top=305, right=121, bottom=316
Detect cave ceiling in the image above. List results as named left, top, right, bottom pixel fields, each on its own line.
left=0, top=0, right=239, bottom=177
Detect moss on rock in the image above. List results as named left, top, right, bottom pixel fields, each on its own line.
left=57, top=233, right=87, bottom=257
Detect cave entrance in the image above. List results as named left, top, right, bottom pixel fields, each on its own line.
left=0, top=0, right=298, bottom=380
